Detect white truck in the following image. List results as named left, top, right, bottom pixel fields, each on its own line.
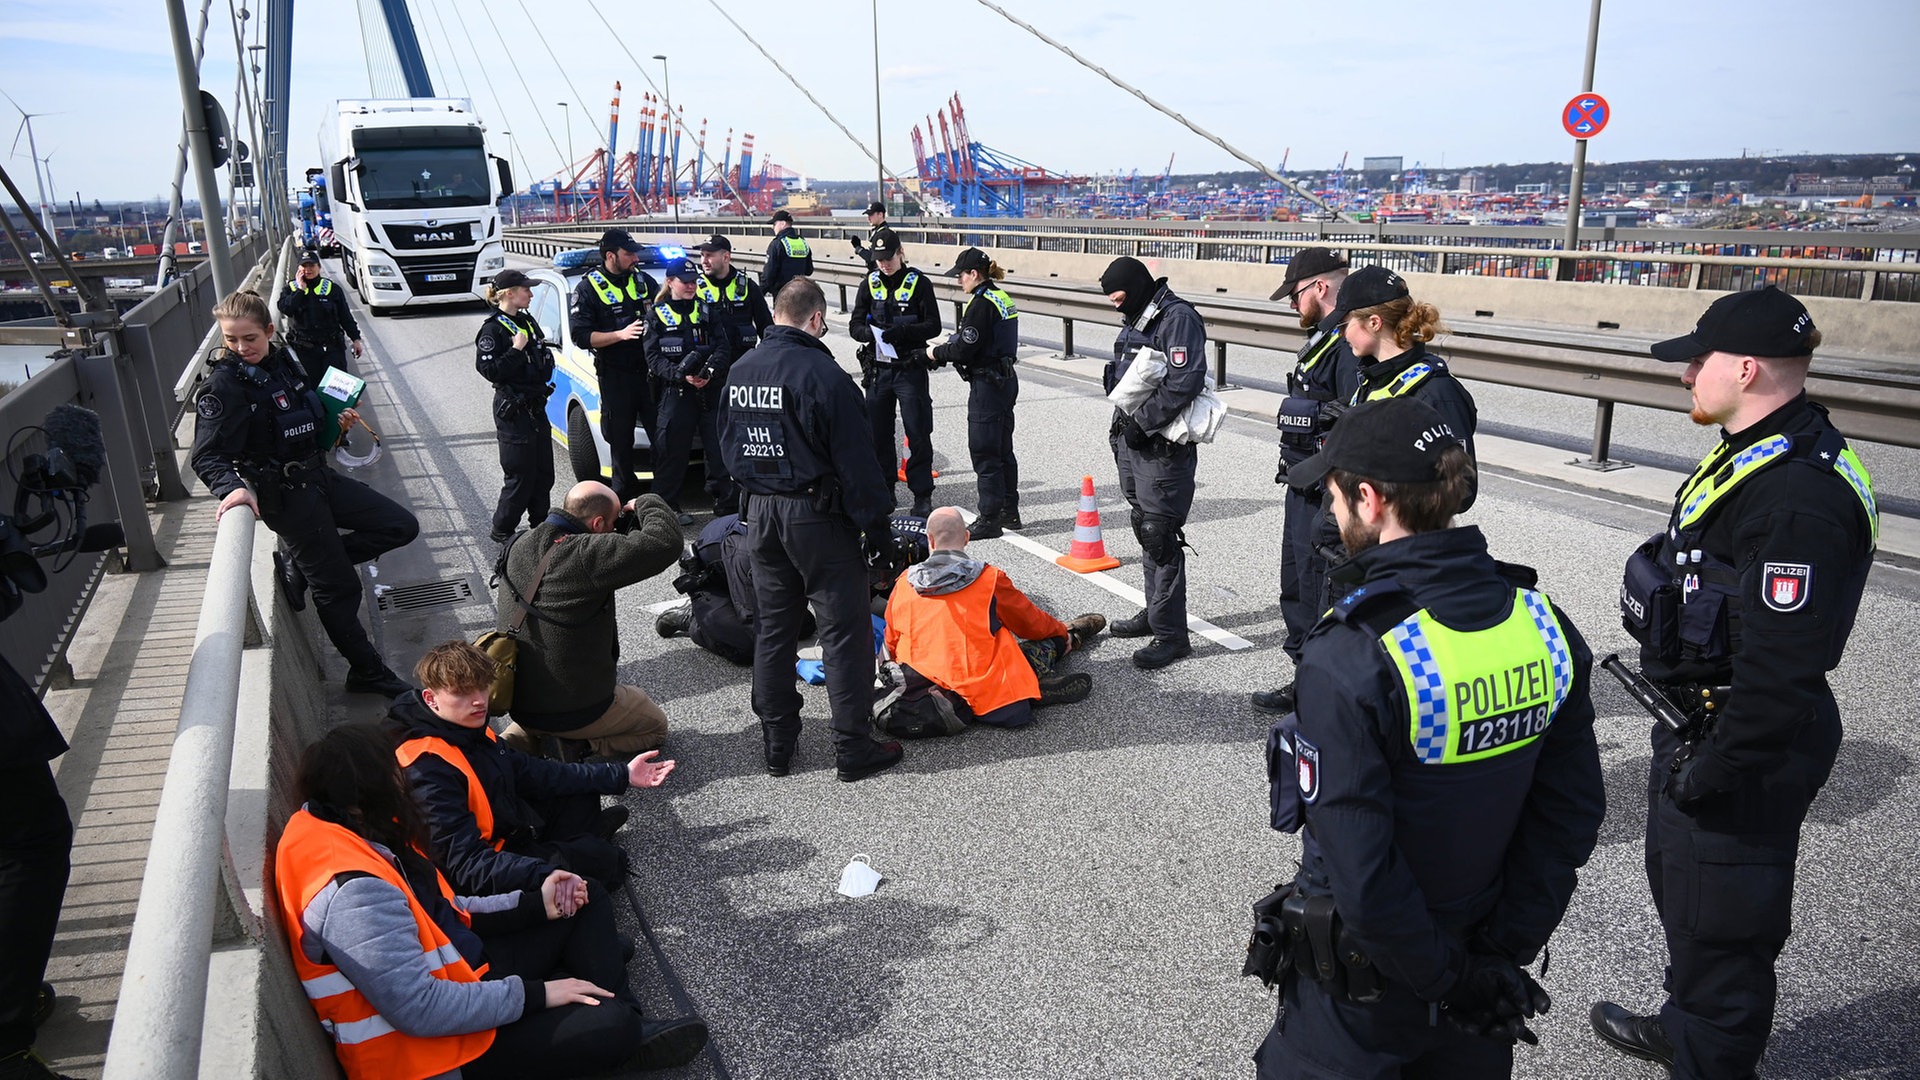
left=316, top=98, right=512, bottom=312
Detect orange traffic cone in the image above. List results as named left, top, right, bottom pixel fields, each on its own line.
left=896, top=434, right=939, bottom=482
left=1057, top=475, right=1121, bottom=573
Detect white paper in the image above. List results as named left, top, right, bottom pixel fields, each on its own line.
left=876, top=336, right=899, bottom=361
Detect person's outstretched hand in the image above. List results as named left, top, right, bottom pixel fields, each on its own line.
left=628, top=750, right=676, bottom=788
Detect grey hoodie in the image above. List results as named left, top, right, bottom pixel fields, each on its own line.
left=906, top=549, right=984, bottom=596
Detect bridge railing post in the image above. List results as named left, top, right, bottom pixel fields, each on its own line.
left=1061, top=317, right=1074, bottom=359
left=1570, top=398, right=1633, bottom=472
left=77, top=350, right=166, bottom=570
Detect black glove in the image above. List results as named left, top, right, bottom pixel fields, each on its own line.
left=1319, top=399, right=1350, bottom=428
left=1440, top=954, right=1551, bottom=1046
left=1665, top=744, right=1730, bottom=813
left=866, top=530, right=908, bottom=579
left=877, top=326, right=895, bottom=345
left=1121, top=415, right=1154, bottom=451
left=851, top=239, right=866, bottom=256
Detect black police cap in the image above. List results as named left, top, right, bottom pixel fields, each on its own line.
left=298, top=249, right=321, bottom=264
left=943, top=247, right=991, bottom=277
left=1650, top=285, right=1817, bottom=362
left=599, top=228, right=643, bottom=254
left=865, top=201, right=887, bottom=215
left=694, top=234, right=732, bottom=252
left=1329, top=265, right=1410, bottom=324
left=1289, top=397, right=1464, bottom=492
left=1271, top=247, right=1348, bottom=301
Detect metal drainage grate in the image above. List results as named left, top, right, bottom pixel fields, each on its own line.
left=373, top=574, right=488, bottom=614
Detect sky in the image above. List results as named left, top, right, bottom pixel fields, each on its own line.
left=3, top=0, right=1918, bottom=203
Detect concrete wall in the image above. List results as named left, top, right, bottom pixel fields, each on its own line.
left=690, top=228, right=1919, bottom=360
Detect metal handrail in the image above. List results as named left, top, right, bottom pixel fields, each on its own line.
left=100, top=506, right=257, bottom=1080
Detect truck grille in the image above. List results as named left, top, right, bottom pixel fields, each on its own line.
left=397, top=253, right=478, bottom=296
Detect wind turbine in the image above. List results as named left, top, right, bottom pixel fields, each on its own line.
left=4, top=90, right=60, bottom=251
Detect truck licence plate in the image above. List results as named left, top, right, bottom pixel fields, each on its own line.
left=426, top=273, right=457, bottom=282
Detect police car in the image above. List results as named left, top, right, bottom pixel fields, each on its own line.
left=523, top=245, right=700, bottom=487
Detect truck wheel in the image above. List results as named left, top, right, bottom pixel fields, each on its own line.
left=567, top=405, right=601, bottom=483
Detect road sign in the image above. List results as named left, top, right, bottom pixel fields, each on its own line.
left=1563, top=93, right=1610, bottom=139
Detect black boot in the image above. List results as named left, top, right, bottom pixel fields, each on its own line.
left=273, top=550, right=307, bottom=611
left=763, top=724, right=798, bottom=777
left=1131, top=636, right=1193, bottom=670
left=345, top=665, right=412, bottom=698
left=836, top=739, right=904, bottom=782
left=969, top=514, right=1004, bottom=540
left=1109, top=610, right=1151, bottom=638
left=625, top=1016, right=709, bottom=1072
left=655, top=603, right=692, bottom=638
left=1251, top=682, right=1296, bottom=714
left=1037, top=672, right=1092, bottom=706
left=910, top=494, right=933, bottom=518
left=1588, top=1002, right=1675, bottom=1069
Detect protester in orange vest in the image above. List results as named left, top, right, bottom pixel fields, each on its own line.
left=389, top=641, right=676, bottom=895
left=883, top=507, right=1106, bottom=727
left=275, top=722, right=707, bottom=1080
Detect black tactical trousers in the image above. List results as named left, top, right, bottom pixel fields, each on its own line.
left=1111, top=432, right=1196, bottom=642
left=689, top=589, right=755, bottom=666
left=653, top=385, right=736, bottom=513
left=492, top=392, right=555, bottom=537
left=0, top=760, right=70, bottom=1057
left=966, top=368, right=1020, bottom=519
left=596, top=364, right=655, bottom=501
left=746, top=494, right=878, bottom=753
left=261, top=468, right=420, bottom=673
left=291, top=338, right=349, bottom=378
left=1279, top=480, right=1330, bottom=662
left=867, top=365, right=934, bottom=497
left=1255, top=970, right=1512, bottom=1079
left=1645, top=705, right=1839, bottom=1080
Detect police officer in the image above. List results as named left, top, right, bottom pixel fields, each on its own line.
left=1334, top=266, right=1478, bottom=476
left=931, top=247, right=1021, bottom=539
left=655, top=510, right=821, bottom=666
left=569, top=229, right=659, bottom=502
left=1591, top=287, right=1879, bottom=1079
left=276, top=248, right=363, bottom=375
left=851, top=200, right=896, bottom=271
left=645, top=257, right=736, bottom=525
left=1098, top=256, right=1206, bottom=670
left=850, top=233, right=942, bottom=517
left=1252, top=396, right=1603, bottom=1079
left=761, top=209, right=814, bottom=301
left=1256, top=248, right=1363, bottom=715
left=697, top=236, right=772, bottom=507
left=191, top=289, right=418, bottom=697
left=718, top=278, right=905, bottom=783
left=475, top=268, right=556, bottom=544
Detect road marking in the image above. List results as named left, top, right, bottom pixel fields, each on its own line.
left=959, top=510, right=1254, bottom=651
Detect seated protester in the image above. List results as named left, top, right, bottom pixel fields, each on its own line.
left=883, top=507, right=1105, bottom=728
left=275, top=723, right=708, bottom=1080
left=389, top=642, right=677, bottom=894
left=496, top=481, right=684, bottom=758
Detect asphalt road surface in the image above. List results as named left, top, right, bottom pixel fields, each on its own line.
left=335, top=269, right=1918, bottom=1080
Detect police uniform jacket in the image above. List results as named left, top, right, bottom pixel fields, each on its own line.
left=849, top=265, right=942, bottom=361
left=568, top=266, right=659, bottom=371
left=761, top=231, right=814, bottom=295
left=931, top=281, right=1019, bottom=378
left=644, top=296, right=737, bottom=386
left=718, top=324, right=893, bottom=536
left=1349, top=343, right=1479, bottom=510
left=386, top=691, right=625, bottom=895
left=696, top=269, right=773, bottom=359
left=1104, top=283, right=1209, bottom=434
left=1278, top=311, right=1363, bottom=468
left=276, top=276, right=359, bottom=351
left=190, top=347, right=331, bottom=499
left=1629, top=393, right=1876, bottom=797
left=2, top=656, right=65, bottom=764
left=475, top=307, right=555, bottom=401
left=1285, top=526, right=1603, bottom=997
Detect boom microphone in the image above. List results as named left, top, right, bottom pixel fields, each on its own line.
left=43, top=404, right=107, bottom=488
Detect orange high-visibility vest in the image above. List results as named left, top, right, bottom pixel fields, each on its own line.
left=396, top=731, right=506, bottom=851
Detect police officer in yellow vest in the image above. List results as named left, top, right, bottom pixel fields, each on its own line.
left=1252, top=396, right=1603, bottom=1079
left=849, top=233, right=942, bottom=516
left=644, top=258, right=735, bottom=525
left=932, top=247, right=1021, bottom=539
left=1591, top=287, right=1879, bottom=1079
left=277, top=248, right=364, bottom=375
left=568, top=229, right=660, bottom=502
left=761, top=210, right=814, bottom=301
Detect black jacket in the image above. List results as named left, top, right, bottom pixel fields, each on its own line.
left=189, top=347, right=330, bottom=498
left=568, top=265, right=658, bottom=372
left=2, top=655, right=65, bottom=765
left=475, top=307, right=555, bottom=399
left=849, top=266, right=942, bottom=360
left=1351, top=343, right=1479, bottom=510
left=1289, top=526, right=1604, bottom=997
left=386, top=692, right=625, bottom=895
left=931, top=282, right=1019, bottom=375
left=761, top=230, right=814, bottom=297
left=276, top=276, right=359, bottom=348
left=1105, top=283, right=1209, bottom=433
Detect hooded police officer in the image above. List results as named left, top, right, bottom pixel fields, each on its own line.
left=1098, top=256, right=1206, bottom=670
left=1254, top=396, right=1603, bottom=1080
left=1590, top=287, right=1879, bottom=1079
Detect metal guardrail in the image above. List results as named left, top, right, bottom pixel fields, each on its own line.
left=100, top=506, right=258, bottom=1080
left=504, top=227, right=1920, bottom=454
left=507, top=215, right=1920, bottom=303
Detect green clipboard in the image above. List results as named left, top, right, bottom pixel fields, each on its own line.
left=316, top=367, right=365, bottom=446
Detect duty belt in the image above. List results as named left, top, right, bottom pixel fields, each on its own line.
left=242, top=452, right=328, bottom=482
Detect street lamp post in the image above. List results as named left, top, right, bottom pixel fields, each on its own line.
left=872, top=0, right=884, bottom=211
left=653, top=55, right=679, bottom=226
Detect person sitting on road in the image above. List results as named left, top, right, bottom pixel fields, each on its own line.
left=494, top=481, right=683, bottom=759
left=388, top=642, right=676, bottom=894
left=883, top=507, right=1105, bottom=727
left=275, top=722, right=708, bottom=1080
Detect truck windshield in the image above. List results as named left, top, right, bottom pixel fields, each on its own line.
left=355, top=147, right=491, bottom=210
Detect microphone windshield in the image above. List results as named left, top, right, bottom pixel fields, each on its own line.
left=43, top=404, right=106, bottom=488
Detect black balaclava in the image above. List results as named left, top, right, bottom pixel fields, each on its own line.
left=1099, top=257, right=1163, bottom=324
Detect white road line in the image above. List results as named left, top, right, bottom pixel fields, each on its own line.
left=958, top=510, right=1255, bottom=651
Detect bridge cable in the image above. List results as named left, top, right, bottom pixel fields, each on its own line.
left=508, top=0, right=609, bottom=168
left=690, top=0, right=925, bottom=211
left=421, top=0, right=537, bottom=196
left=575, top=0, right=758, bottom=213
left=409, top=0, right=458, bottom=101
left=969, top=0, right=1351, bottom=222
left=418, top=0, right=472, bottom=100
left=464, top=0, right=569, bottom=172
